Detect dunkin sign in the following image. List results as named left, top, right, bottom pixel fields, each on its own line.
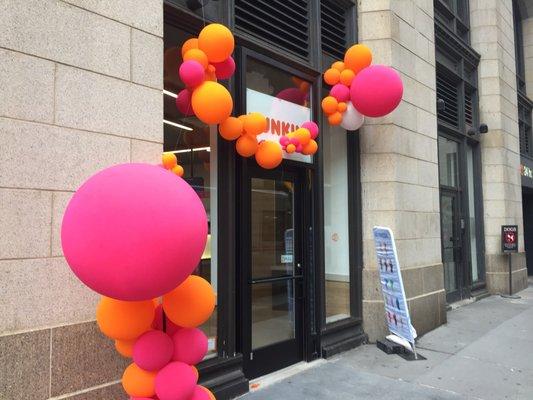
left=246, top=88, right=312, bottom=163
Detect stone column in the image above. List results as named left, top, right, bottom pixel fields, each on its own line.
left=524, top=17, right=533, bottom=98
left=0, top=1, right=163, bottom=398
left=470, top=0, right=528, bottom=294
left=358, top=0, right=446, bottom=341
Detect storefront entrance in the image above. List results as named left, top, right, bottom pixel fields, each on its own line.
left=240, top=166, right=309, bottom=378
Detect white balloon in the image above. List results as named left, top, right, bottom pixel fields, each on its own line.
left=340, top=102, right=365, bottom=131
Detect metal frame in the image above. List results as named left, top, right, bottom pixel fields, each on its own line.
left=164, top=0, right=364, bottom=396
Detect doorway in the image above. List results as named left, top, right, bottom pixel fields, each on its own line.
left=240, top=166, right=307, bottom=379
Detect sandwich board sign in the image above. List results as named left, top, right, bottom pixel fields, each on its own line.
left=373, top=226, right=417, bottom=354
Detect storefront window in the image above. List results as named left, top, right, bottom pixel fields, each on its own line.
left=438, top=136, right=459, bottom=187
left=466, top=145, right=481, bottom=283
left=323, top=123, right=351, bottom=323
left=164, top=23, right=218, bottom=357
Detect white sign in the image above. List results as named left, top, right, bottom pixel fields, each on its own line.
left=373, top=226, right=417, bottom=348
left=246, top=88, right=312, bottom=163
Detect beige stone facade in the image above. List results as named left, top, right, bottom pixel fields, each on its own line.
left=0, top=0, right=163, bottom=397
left=470, top=0, right=528, bottom=294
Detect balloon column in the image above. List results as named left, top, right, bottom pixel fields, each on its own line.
left=61, top=163, right=216, bottom=400
left=322, top=44, right=403, bottom=130
left=174, top=23, right=317, bottom=170
left=279, top=121, right=319, bottom=156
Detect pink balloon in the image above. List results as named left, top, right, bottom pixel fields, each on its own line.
left=301, top=121, right=319, bottom=139
left=130, top=398, right=154, bottom=400
left=279, top=136, right=290, bottom=146
left=179, top=60, right=205, bottom=87
left=153, top=304, right=182, bottom=336
left=172, top=328, right=208, bottom=365
left=350, top=65, right=403, bottom=118
left=329, top=84, right=350, bottom=102
left=276, top=87, right=307, bottom=105
left=155, top=361, right=197, bottom=400
left=176, top=89, right=194, bottom=116
left=212, top=57, right=235, bottom=80
left=61, top=163, right=208, bottom=301
left=133, top=331, right=174, bottom=371
left=189, top=386, right=210, bottom=400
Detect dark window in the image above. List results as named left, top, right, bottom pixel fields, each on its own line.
left=513, top=0, right=526, bottom=94
left=320, top=0, right=351, bottom=59
left=519, top=94, right=533, bottom=157
left=434, top=0, right=470, bottom=43
left=235, top=0, right=310, bottom=59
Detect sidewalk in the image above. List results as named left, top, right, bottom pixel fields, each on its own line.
left=240, top=279, right=533, bottom=399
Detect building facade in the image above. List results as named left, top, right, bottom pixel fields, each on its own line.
left=0, top=0, right=530, bottom=399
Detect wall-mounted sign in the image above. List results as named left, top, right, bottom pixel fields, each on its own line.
left=246, top=88, right=312, bottom=163
left=501, top=225, right=518, bottom=253
left=373, top=227, right=417, bottom=348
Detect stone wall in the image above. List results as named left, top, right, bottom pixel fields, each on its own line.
left=0, top=1, right=163, bottom=398
left=523, top=16, right=533, bottom=99
left=358, top=0, right=446, bottom=341
left=470, top=0, right=528, bottom=295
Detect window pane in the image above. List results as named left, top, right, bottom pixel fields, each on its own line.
left=323, top=122, right=350, bottom=323
left=438, top=136, right=459, bottom=187
left=164, top=23, right=218, bottom=357
left=466, top=145, right=482, bottom=283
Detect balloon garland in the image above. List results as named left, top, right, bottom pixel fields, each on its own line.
left=174, top=23, right=319, bottom=170
left=61, top=163, right=216, bottom=400
left=322, top=44, right=403, bottom=130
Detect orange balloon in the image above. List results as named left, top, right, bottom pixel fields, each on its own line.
left=337, top=102, right=347, bottom=112
left=122, top=363, right=156, bottom=398
left=328, top=112, right=343, bottom=125
left=344, top=44, right=372, bottom=75
left=184, top=48, right=209, bottom=69
left=255, top=140, right=283, bottom=169
left=206, top=65, right=217, bottom=82
left=299, top=81, right=310, bottom=93
left=181, top=38, right=199, bottom=58
left=200, top=386, right=216, bottom=400
left=286, top=143, right=296, bottom=154
left=236, top=134, right=258, bottom=157
left=321, top=96, right=338, bottom=115
left=243, top=112, right=267, bottom=136
left=332, top=61, right=345, bottom=71
left=191, top=81, right=233, bottom=125
left=340, top=69, right=355, bottom=86
left=294, top=128, right=311, bottom=146
left=191, top=366, right=199, bottom=381
left=162, top=152, right=177, bottom=169
left=172, top=164, right=184, bottom=177
left=198, top=23, right=235, bottom=63
left=302, top=139, right=318, bottom=155
left=324, top=68, right=340, bottom=85
left=162, top=275, right=215, bottom=328
left=115, top=339, right=136, bottom=358
left=96, top=297, right=155, bottom=340
left=219, top=116, right=244, bottom=141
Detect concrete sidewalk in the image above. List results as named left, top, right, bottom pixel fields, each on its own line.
left=240, top=279, right=533, bottom=399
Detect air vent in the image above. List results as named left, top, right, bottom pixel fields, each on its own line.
left=518, top=95, right=532, bottom=157
left=321, top=0, right=348, bottom=59
left=235, top=0, right=310, bottom=59
left=437, top=73, right=459, bottom=127
left=464, top=90, right=473, bottom=126
left=519, top=121, right=531, bottom=156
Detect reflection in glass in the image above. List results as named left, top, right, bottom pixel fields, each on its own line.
left=441, top=195, right=457, bottom=292
left=466, top=145, right=481, bottom=283
left=323, top=122, right=350, bottom=323
left=251, top=178, right=294, bottom=279
left=252, top=281, right=295, bottom=350
left=164, top=23, right=217, bottom=357
left=438, top=136, right=459, bottom=187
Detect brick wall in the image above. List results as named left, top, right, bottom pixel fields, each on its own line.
left=0, top=1, right=163, bottom=398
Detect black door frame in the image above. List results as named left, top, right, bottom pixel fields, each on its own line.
left=239, top=164, right=309, bottom=378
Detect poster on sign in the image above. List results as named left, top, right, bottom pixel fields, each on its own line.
left=246, top=88, right=312, bottom=163
left=373, top=226, right=417, bottom=351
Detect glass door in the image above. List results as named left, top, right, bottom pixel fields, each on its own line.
left=241, top=167, right=305, bottom=379
left=440, top=190, right=463, bottom=302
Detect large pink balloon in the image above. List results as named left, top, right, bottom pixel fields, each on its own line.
left=133, top=330, right=174, bottom=371
left=155, top=361, right=197, bottom=400
left=212, top=56, right=235, bottom=80
left=350, top=65, right=403, bottom=118
left=61, top=163, right=208, bottom=301
left=179, top=60, right=205, bottom=87
left=176, top=89, right=194, bottom=116
left=276, top=87, right=307, bottom=106
left=189, top=386, right=210, bottom=400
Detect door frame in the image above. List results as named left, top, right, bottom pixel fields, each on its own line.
left=238, top=163, right=309, bottom=378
